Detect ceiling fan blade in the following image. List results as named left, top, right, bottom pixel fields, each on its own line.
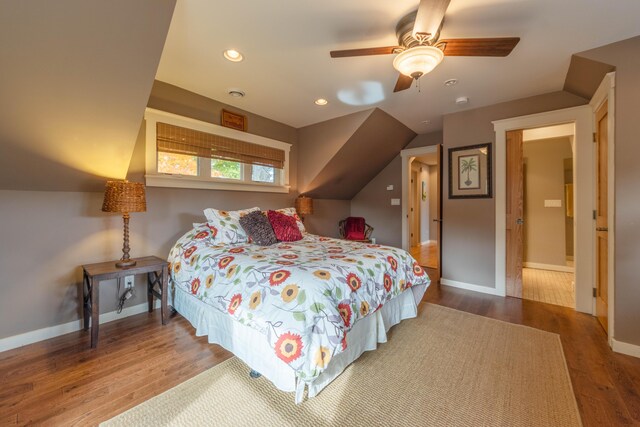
left=394, top=74, right=414, bottom=93
left=330, top=46, right=401, bottom=58
left=413, top=0, right=451, bottom=42
left=437, top=38, right=520, bottom=57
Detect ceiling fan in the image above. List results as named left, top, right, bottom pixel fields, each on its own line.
left=330, top=0, right=520, bottom=92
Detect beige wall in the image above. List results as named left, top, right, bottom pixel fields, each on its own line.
left=441, top=91, right=587, bottom=288
left=577, top=36, right=640, bottom=346
left=523, top=137, right=573, bottom=266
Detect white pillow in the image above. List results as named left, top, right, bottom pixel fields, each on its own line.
left=203, top=207, right=260, bottom=244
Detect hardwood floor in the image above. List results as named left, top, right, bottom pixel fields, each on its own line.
left=1, top=286, right=639, bottom=426
left=522, top=267, right=575, bottom=308
left=0, top=312, right=233, bottom=426
left=410, top=241, right=438, bottom=269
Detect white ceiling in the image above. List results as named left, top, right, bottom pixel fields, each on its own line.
left=157, top=0, right=640, bottom=134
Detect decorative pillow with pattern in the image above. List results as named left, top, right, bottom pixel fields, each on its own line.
left=273, top=207, right=306, bottom=234
left=203, top=207, right=260, bottom=244
left=239, top=211, right=278, bottom=246
left=267, top=210, right=303, bottom=242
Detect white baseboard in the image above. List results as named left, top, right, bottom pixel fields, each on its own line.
left=523, top=262, right=574, bottom=273
left=441, top=278, right=505, bottom=297
left=612, top=338, right=640, bottom=359
left=0, top=300, right=161, bottom=353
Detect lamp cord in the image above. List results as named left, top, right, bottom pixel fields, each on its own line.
left=116, top=278, right=134, bottom=314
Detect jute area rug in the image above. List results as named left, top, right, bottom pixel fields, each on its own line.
left=102, top=304, right=581, bottom=427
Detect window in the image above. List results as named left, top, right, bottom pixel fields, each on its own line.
left=252, top=165, right=275, bottom=183
left=144, top=109, right=290, bottom=193
left=211, top=159, right=241, bottom=180
left=157, top=152, right=198, bottom=176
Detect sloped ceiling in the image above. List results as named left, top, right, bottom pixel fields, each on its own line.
left=0, top=0, right=176, bottom=191
left=563, top=55, right=615, bottom=100
left=297, top=109, right=373, bottom=193
left=304, top=108, right=416, bottom=199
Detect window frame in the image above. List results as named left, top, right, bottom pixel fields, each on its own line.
left=144, top=108, right=291, bottom=193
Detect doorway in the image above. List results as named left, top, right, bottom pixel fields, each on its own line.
left=401, top=145, right=442, bottom=283
left=494, top=105, right=594, bottom=314
left=409, top=155, right=438, bottom=269
left=516, top=124, right=576, bottom=308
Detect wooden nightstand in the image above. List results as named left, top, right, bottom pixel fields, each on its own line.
left=82, top=256, right=169, bottom=348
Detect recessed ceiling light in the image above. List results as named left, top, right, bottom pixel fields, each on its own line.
left=444, top=79, right=458, bottom=87
left=314, top=98, right=328, bottom=106
left=223, top=49, right=243, bottom=62
left=455, top=96, right=469, bottom=105
left=228, top=89, right=245, bottom=98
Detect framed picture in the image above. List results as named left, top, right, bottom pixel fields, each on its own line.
left=448, top=143, right=492, bottom=199
left=221, top=109, right=247, bottom=131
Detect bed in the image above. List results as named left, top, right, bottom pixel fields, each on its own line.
left=167, top=222, right=430, bottom=402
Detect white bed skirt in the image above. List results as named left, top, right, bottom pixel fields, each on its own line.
left=170, top=283, right=428, bottom=403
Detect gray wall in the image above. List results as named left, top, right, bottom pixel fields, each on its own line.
left=523, top=137, right=573, bottom=266
left=305, top=109, right=416, bottom=200
left=441, top=91, right=587, bottom=288
left=304, top=199, right=351, bottom=239
left=297, top=110, right=372, bottom=193
left=0, top=1, right=176, bottom=192
left=350, top=131, right=443, bottom=248
left=577, top=36, right=640, bottom=346
left=351, top=156, right=404, bottom=247
left=0, top=83, right=348, bottom=340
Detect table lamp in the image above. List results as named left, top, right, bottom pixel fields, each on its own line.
left=295, top=195, right=314, bottom=222
left=102, top=180, right=146, bottom=268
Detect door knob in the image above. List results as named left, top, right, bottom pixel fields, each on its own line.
left=516, top=218, right=524, bottom=225
left=433, top=219, right=442, bottom=222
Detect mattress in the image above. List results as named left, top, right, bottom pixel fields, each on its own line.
left=167, top=227, right=430, bottom=401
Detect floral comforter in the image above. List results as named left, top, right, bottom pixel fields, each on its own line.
left=168, top=225, right=430, bottom=384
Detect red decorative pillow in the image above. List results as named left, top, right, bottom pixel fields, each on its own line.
left=267, top=210, right=303, bottom=242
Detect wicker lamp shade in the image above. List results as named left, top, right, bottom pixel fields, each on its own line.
left=102, top=180, right=146, bottom=213
left=102, top=180, right=146, bottom=268
left=295, top=195, right=314, bottom=217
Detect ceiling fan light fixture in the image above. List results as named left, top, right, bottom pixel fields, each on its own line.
left=392, top=46, right=444, bottom=79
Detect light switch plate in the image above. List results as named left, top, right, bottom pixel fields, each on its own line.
left=391, top=198, right=400, bottom=206
left=387, top=185, right=394, bottom=191
left=544, top=199, right=562, bottom=208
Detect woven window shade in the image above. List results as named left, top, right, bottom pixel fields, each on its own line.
left=157, top=122, right=285, bottom=169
